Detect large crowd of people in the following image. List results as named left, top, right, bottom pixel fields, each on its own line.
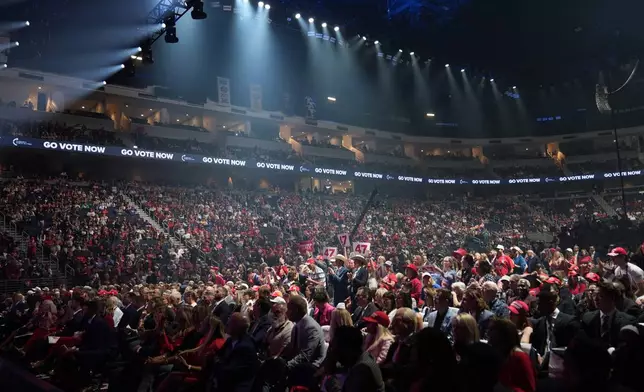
left=3, top=117, right=644, bottom=391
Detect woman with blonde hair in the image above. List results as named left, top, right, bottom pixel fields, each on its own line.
left=452, top=313, right=480, bottom=361
left=105, top=296, right=123, bottom=328
left=362, top=311, right=394, bottom=364
left=326, top=308, right=353, bottom=343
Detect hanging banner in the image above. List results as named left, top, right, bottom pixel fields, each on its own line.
left=337, top=233, right=350, bottom=248
left=352, top=242, right=371, bottom=255
left=298, top=240, right=314, bottom=254
left=217, top=77, right=231, bottom=106
left=322, top=247, right=337, bottom=259
left=250, top=84, right=263, bottom=111
left=305, top=96, right=316, bottom=119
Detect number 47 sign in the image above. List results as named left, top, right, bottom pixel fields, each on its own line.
left=353, top=242, right=371, bottom=255
left=337, top=233, right=350, bottom=247
left=322, top=247, right=337, bottom=259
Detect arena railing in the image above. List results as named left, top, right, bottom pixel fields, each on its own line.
left=0, top=276, right=70, bottom=294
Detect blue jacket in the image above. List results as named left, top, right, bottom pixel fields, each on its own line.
left=328, top=266, right=350, bottom=306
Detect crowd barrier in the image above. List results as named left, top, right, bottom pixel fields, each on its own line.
left=2, top=136, right=643, bottom=185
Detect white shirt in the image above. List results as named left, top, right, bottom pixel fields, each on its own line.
left=112, top=307, right=124, bottom=328
left=615, top=262, right=644, bottom=287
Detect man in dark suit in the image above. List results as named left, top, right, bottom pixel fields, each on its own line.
left=59, top=295, right=85, bottom=337
left=530, top=283, right=580, bottom=377
left=210, top=313, right=259, bottom=392
left=323, top=326, right=385, bottom=392
left=581, top=281, right=636, bottom=348
left=117, top=292, right=144, bottom=331
left=350, top=254, right=368, bottom=299
left=210, top=285, right=232, bottom=326
left=249, top=297, right=272, bottom=348
left=327, top=254, right=350, bottom=306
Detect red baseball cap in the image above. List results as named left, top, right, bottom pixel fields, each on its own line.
left=585, top=272, right=601, bottom=283
left=288, top=285, right=301, bottom=292
left=507, top=300, right=529, bottom=315
left=270, top=291, right=283, bottom=298
left=608, top=247, right=628, bottom=257
left=307, top=258, right=316, bottom=265
left=545, top=277, right=561, bottom=285
left=453, top=248, right=467, bottom=257
left=406, top=264, right=418, bottom=273
left=578, top=256, right=592, bottom=264
left=362, top=311, right=390, bottom=328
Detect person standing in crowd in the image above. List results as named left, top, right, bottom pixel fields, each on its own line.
left=482, top=281, right=510, bottom=319
left=405, top=264, right=422, bottom=303
left=380, top=307, right=417, bottom=391
left=424, top=288, right=459, bottom=341
left=510, top=246, right=527, bottom=274
left=249, top=296, right=272, bottom=347
left=282, top=293, right=326, bottom=389
left=580, top=281, right=636, bottom=348
left=264, top=296, right=293, bottom=358
left=608, top=246, right=644, bottom=296
left=460, top=288, right=494, bottom=338
left=305, top=258, right=327, bottom=288
left=349, top=254, right=368, bottom=299
left=208, top=285, right=232, bottom=325
left=327, top=254, right=349, bottom=307
left=530, top=283, right=579, bottom=377
left=312, top=287, right=335, bottom=326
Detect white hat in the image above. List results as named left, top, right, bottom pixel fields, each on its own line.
left=27, top=290, right=34, bottom=295
left=511, top=246, right=523, bottom=254
left=500, top=275, right=511, bottom=282
left=385, top=260, right=393, bottom=267
left=422, top=272, right=432, bottom=278
left=34, top=287, right=42, bottom=292
left=496, top=245, right=504, bottom=251
left=336, top=302, right=346, bottom=310
left=270, top=297, right=286, bottom=304
left=566, top=248, right=573, bottom=253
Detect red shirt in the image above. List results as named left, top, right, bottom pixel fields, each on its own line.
left=498, top=350, right=536, bottom=392
left=410, top=277, right=422, bottom=301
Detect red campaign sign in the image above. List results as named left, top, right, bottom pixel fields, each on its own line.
left=298, top=240, right=314, bottom=254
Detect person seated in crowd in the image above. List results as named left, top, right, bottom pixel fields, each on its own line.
left=460, top=288, right=495, bottom=339
left=209, top=313, right=258, bottom=392
left=362, top=310, right=394, bottom=364
left=322, top=325, right=385, bottom=392
left=488, top=318, right=536, bottom=392
left=380, top=307, right=417, bottom=389
left=451, top=313, right=480, bottom=361
left=349, top=286, right=377, bottom=329
left=249, top=296, right=272, bottom=347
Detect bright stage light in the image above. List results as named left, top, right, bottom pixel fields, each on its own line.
left=25, top=21, right=30, bottom=26
left=334, top=26, right=339, bottom=31
left=374, top=40, right=379, bottom=44
left=512, top=86, right=517, bottom=89
left=426, top=113, right=435, bottom=117
left=295, top=13, right=301, bottom=19
left=490, top=78, right=495, bottom=82
left=308, top=17, right=314, bottom=23
left=327, top=97, right=336, bottom=102
left=398, top=49, right=402, bottom=52
left=258, top=2, right=264, bottom=7
left=410, top=52, right=415, bottom=55
left=120, top=64, right=125, bottom=69
left=102, top=81, right=107, bottom=85
left=161, top=23, right=166, bottom=28
left=444, top=64, right=449, bottom=67
left=2, top=64, right=7, bottom=68
left=362, top=36, right=367, bottom=41
left=15, top=42, right=19, bottom=47
left=461, top=68, right=465, bottom=72
left=321, top=22, right=327, bottom=27
left=264, top=3, right=270, bottom=9
left=137, top=46, right=142, bottom=52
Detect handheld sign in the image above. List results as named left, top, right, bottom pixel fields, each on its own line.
left=337, top=233, right=350, bottom=248
left=322, top=247, right=337, bottom=259
left=352, top=242, right=371, bottom=255
left=298, top=240, right=314, bottom=254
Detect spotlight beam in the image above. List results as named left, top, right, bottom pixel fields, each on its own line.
left=145, top=0, right=196, bottom=45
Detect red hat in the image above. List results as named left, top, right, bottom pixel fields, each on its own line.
left=98, top=290, right=107, bottom=296
left=252, top=286, right=260, bottom=292
left=453, top=248, right=467, bottom=257
left=507, top=300, right=529, bottom=315
left=211, top=266, right=219, bottom=271
left=585, top=272, right=600, bottom=283
left=545, top=277, right=561, bottom=285
left=608, top=247, right=628, bottom=257
left=405, top=264, right=418, bottom=273
left=271, top=291, right=283, bottom=298
left=288, top=285, right=301, bottom=292
left=578, top=256, right=592, bottom=264
left=362, top=311, right=390, bottom=328
left=568, top=269, right=578, bottom=277
left=307, top=258, right=316, bottom=265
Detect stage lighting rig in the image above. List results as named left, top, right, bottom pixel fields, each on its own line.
left=145, top=0, right=207, bottom=46
left=187, top=0, right=207, bottom=19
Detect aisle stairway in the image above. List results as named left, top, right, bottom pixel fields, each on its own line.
left=561, top=165, right=618, bottom=217
left=120, top=193, right=184, bottom=249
